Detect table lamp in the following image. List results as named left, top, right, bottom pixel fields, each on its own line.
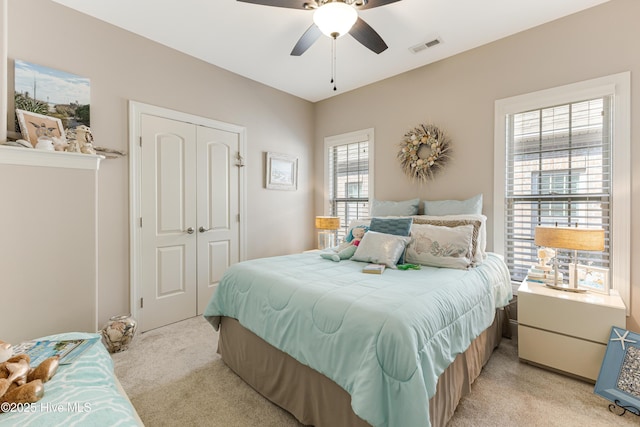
left=315, top=216, right=340, bottom=249
left=534, top=225, right=605, bottom=293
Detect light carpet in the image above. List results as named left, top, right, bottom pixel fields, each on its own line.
left=112, top=316, right=636, bottom=426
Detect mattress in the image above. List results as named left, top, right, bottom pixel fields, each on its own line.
left=205, top=252, right=512, bottom=427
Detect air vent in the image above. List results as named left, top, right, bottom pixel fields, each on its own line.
left=409, top=37, right=442, bottom=54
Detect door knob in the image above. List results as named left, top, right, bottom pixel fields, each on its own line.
left=186, top=227, right=195, bottom=234
left=199, top=226, right=212, bottom=233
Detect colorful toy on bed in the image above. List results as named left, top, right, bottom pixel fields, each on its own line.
left=320, top=225, right=369, bottom=262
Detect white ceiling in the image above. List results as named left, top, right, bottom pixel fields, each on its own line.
left=51, top=0, right=609, bottom=103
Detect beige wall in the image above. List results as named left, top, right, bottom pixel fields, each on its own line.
left=314, top=0, right=640, bottom=329
left=7, top=0, right=315, bottom=328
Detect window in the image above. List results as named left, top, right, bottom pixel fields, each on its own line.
left=324, top=129, right=374, bottom=241
left=494, top=73, right=630, bottom=312
left=506, top=98, right=611, bottom=281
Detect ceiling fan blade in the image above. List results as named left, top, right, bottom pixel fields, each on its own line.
left=236, top=0, right=311, bottom=9
left=349, top=17, right=388, bottom=54
left=291, top=24, right=322, bottom=56
left=356, top=0, right=402, bottom=10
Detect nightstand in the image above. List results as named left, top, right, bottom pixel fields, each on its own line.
left=517, top=279, right=626, bottom=382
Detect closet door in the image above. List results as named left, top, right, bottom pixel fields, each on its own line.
left=140, top=114, right=197, bottom=331
left=196, top=125, right=240, bottom=314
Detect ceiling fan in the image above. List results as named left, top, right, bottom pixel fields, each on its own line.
left=237, top=0, right=402, bottom=56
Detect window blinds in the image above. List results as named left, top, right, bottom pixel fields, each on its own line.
left=505, top=97, right=611, bottom=282
left=328, top=141, right=369, bottom=240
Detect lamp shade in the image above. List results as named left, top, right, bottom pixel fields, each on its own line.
left=315, top=216, right=341, bottom=230
left=313, top=1, right=358, bottom=38
left=534, top=226, right=605, bottom=251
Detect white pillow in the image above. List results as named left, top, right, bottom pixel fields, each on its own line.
left=411, top=214, right=486, bottom=265
left=351, top=231, right=411, bottom=269
left=405, top=223, right=474, bottom=270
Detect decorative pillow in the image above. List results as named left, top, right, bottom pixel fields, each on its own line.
left=411, top=215, right=484, bottom=266
left=351, top=231, right=412, bottom=269
left=422, top=194, right=483, bottom=216
left=369, top=217, right=413, bottom=264
left=370, top=198, right=420, bottom=217
left=369, top=217, right=413, bottom=236
left=405, top=223, right=474, bottom=270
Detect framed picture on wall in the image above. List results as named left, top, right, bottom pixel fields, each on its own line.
left=15, top=109, right=65, bottom=147
left=595, top=327, right=640, bottom=416
left=265, top=152, right=298, bottom=191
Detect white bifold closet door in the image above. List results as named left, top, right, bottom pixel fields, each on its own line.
left=140, top=114, right=240, bottom=332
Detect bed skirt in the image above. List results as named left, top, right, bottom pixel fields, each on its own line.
left=217, top=309, right=504, bottom=427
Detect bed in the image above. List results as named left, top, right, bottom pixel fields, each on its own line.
left=204, top=215, right=512, bottom=427
left=0, top=332, right=142, bottom=427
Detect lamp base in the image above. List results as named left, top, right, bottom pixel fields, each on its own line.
left=545, top=283, right=587, bottom=293
left=317, top=230, right=336, bottom=250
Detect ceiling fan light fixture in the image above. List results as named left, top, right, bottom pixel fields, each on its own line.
left=313, top=1, right=358, bottom=39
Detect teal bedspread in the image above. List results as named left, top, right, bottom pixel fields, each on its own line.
left=0, top=332, right=140, bottom=427
left=204, top=252, right=512, bottom=427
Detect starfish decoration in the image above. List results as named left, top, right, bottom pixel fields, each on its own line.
left=610, top=328, right=637, bottom=351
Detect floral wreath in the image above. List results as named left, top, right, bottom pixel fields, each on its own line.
left=398, top=123, right=451, bottom=182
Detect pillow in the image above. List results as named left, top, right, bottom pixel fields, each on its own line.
left=351, top=231, right=412, bottom=269
left=411, top=215, right=485, bottom=266
left=369, top=217, right=413, bottom=264
left=405, top=223, right=474, bottom=270
left=369, top=217, right=413, bottom=236
left=422, top=194, right=483, bottom=216
left=370, top=198, right=420, bottom=217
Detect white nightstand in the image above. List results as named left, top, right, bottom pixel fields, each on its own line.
left=517, top=279, right=626, bottom=382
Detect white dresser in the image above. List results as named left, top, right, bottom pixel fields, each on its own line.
left=0, top=146, right=102, bottom=343
left=518, top=278, right=626, bottom=382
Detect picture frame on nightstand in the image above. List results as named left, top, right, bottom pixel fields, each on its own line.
left=594, top=326, right=640, bottom=416
left=569, top=263, right=610, bottom=294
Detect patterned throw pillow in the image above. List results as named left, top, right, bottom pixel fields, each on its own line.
left=369, top=217, right=413, bottom=236
left=411, top=216, right=484, bottom=266
left=351, top=231, right=412, bottom=269
left=405, top=223, right=474, bottom=270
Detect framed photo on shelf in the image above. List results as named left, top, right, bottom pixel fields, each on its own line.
left=15, top=109, right=65, bottom=148
left=595, top=327, right=640, bottom=416
left=265, top=152, right=298, bottom=191
left=569, top=263, right=610, bottom=294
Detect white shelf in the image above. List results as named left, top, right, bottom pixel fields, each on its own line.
left=0, top=145, right=103, bottom=170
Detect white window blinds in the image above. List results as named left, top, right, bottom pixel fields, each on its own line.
left=328, top=140, right=369, bottom=241
left=505, top=97, right=611, bottom=282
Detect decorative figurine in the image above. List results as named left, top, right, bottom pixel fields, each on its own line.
left=66, top=139, right=81, bottom=153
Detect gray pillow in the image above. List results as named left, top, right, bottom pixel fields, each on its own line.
left=369, top=217, right=413, bottom=236
left=423, top=194, right=483, bottom=216
left=351, top=231, right=411, bottom=269
left=370, top=198, right=420, bottom=216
